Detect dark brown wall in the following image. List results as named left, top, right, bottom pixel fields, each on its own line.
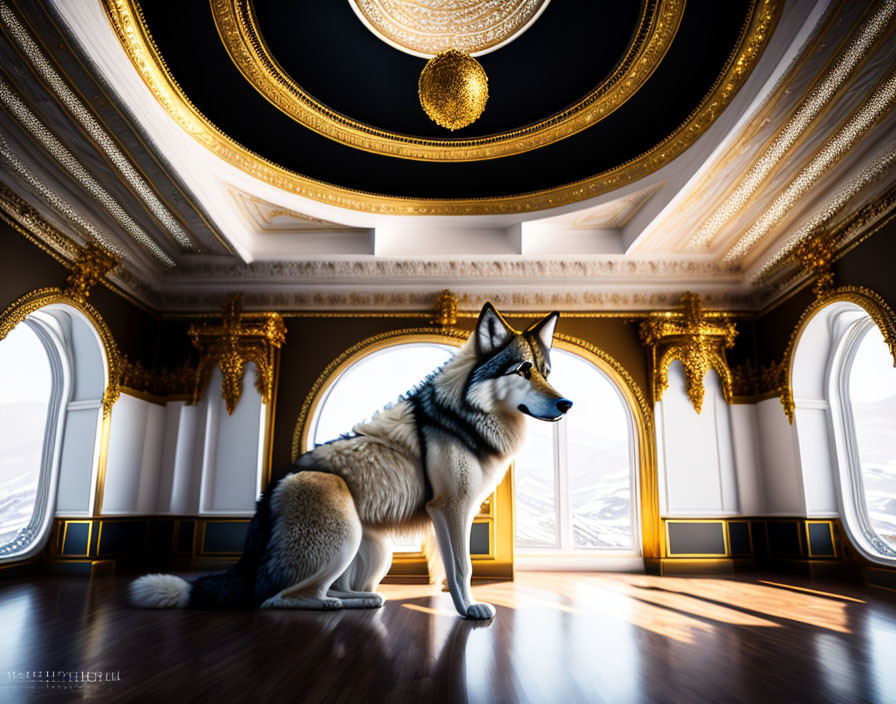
left=1, top=221, right=160, bottom=367
left=269, top=312, right=650, bottom=479
left=753, top=216, right=896, bottom=367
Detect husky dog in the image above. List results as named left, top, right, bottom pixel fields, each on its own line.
left=130, top=302, right=571, bottom=620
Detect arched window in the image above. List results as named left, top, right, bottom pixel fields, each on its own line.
left=303, top=338, right=640, bottom=558
left=307, top=341, right=456, bottom=552
left=515, top=348, right=638, bottom=554
left=0, top=299, right=110, bottom=563
left=831, top=314, right=896, bottom=563
left=0, top=323, right=53, bottom=551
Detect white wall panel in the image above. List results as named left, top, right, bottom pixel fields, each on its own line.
left=756, top=398, right=804, bottom=515
left=794, top=407, right=839, bottom=516
left=103, top=395, right=147, bottom=513
left=54, top=405, right=102, bottom=514
left=729, top=403, right=765, bottom=515
left=657, top=362, right=739, bottom=516
left=199, top=365, right=264, bottom=515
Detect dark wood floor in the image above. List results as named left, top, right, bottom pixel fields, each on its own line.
left=1, top=571, right=895, bottom=703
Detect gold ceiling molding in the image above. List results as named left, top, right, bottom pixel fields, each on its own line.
left=348, top=0, right=549, bottom=58
left=188, top=295, right=286, bottom=414
left=779, top=285, right=896, bottom=424
left=210, top=0, right=680, bottom=161
left=690, top=1, right=896, bottom=251
left=0, top=244, right=122, bottom=416
left=755, top=179, right=896, bottom=291
left=104, top=0, right=778, bottom=212
left=640, top=292, right=738, bottom=413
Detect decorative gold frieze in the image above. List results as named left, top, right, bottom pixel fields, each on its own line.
left=640, top=292, right=738, bottom=413
left=730, top=358, right=791, bottom=420
left=430, top=290, right=459, bottom=329
left=120, top=357, right=196, bottom=399
left=189, top=296, right=286, bottom=414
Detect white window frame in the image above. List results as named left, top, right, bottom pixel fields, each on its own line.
left=0, top=312, right=71, bottom=562
left=515, top=349, right=641, bottom=556
left=828, top=312, right=896, bottom=566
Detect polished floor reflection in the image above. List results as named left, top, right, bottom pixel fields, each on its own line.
left=1, top=571, right=895, bottom=702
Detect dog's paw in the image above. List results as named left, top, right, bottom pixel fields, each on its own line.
left=320, top=597, right=343, bottom=610
left=464, top=602, right=496, bottom=620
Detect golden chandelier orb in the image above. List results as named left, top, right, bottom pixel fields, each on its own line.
left=418, top=49, right=489, bottom=131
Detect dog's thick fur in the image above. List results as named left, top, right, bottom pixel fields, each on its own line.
left=130, top=302, right=571, bottom=619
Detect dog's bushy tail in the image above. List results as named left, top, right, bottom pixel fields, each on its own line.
left=129, top=477, right=280, bottom=609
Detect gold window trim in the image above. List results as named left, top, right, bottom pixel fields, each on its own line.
left=210, top=0, right=682, bottom=162
left=103, top=0, right=780, bottom=214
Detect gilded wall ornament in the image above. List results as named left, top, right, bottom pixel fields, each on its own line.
left=431, top=289, right=459, bottom=328
left=120, top=357, right=196, bottom=399
left=189, top=295, right=286, bottom=414
left=640, top=292, right=738, bottom=413
left=65, top=244, right=118, bottom=304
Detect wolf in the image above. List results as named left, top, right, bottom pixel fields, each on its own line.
left=130, top=302, right=572, bottom=620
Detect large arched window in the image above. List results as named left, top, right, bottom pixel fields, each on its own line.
left=515, top=348, right=638, bottom=554
left=304, top=338, right=639, bottom=558
left=0, top=299, right=111, bottom=563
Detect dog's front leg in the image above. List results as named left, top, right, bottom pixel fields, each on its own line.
left=426, top=501, right=495, bottom=621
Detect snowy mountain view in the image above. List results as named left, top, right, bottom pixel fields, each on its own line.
left=0, top=324, right=51, bottom=548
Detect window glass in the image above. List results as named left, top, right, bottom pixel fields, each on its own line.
left=0, top=324, right=52, bottom=547
left=515, top=348, right=635, bottom=553
left=515, top=415, right=558, bottom=549
left=312, top=343, right=455, bottom=446
left=849, top=325, right=896, bottom=549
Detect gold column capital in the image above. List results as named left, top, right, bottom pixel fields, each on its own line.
left=640, top=292, right=738, bottom=413
left=189, top=295, right=286, bottom=414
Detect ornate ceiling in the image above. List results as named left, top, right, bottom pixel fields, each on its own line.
left=0, top=0, right=894, bottom=313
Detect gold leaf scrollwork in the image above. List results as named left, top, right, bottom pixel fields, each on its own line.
left=431, top=290, right=459, bottom=329
left=65, top=244, right=117, bottom=303
left=640, top=292, right=738, bottom=413
left=189, top=295, right=286, bottom=414
left=120, top=356, right=196, bottom=398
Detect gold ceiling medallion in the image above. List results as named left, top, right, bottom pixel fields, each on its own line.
left=106, top=0, right=777, bottom=211
left=189, top=295, right=286, bottom=414
left=640, top=292, right=738, bottom=413
left=348, top=0, right=550, bottom=57
left=209, top=0, right=683, bottom=161
left=418, top=50, right=488, bottom=130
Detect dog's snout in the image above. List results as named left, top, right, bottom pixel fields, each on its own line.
left=556, top=399, right=573, bottom=413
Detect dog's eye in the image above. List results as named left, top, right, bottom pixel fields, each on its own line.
left=515, top=361, right=533, bottom=379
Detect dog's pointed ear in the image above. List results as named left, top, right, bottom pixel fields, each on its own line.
left=528, top=311, right=560, bottom=351
left=475, top=302, right=515, bottom=356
